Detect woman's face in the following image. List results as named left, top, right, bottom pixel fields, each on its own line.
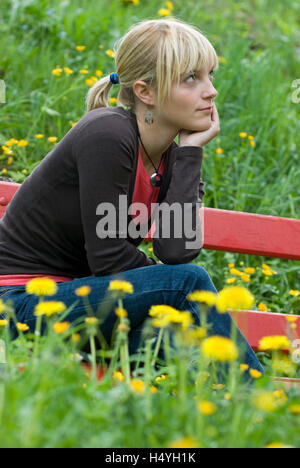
left=158, top=67, right=218, bottom=133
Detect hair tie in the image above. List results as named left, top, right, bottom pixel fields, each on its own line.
left=110, top=72, right=119, bottom=84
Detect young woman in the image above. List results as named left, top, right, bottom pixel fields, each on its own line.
left=0, top=18, right=264, bottom=374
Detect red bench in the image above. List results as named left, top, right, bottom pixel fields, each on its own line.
left=1, top=181, right=300, bottom=386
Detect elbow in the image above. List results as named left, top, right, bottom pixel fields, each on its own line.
left=153, top=242, right=203, bottom=265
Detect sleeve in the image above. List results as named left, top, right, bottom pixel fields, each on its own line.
left=73, top=116, right=157, bottom=276
left=152, top=145, right=204, bottom=264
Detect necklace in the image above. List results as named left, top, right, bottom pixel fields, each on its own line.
left=138, top=135, right=165, bottom=187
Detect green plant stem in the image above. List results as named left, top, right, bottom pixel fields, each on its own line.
left=151, top=327, right=164, bottom=367
left=89, top=334, right=97, bottom=380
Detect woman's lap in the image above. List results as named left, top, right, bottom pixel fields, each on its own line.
left=0, top=263, right=264, bottom=374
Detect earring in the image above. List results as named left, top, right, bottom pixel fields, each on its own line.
left=144, top=108, right=154, bottom=125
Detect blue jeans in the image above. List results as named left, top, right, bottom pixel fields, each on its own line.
left=0, top=263, right=264, bottom=376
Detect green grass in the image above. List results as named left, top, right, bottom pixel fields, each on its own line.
left=0, top=0, right=300, bottom=448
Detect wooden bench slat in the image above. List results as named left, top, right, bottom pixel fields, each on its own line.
left=145, top=207, right=300, bottom=261
left=229, top=309, right=300, bottom=351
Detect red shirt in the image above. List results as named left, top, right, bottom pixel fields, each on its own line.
left=0, top=145, right=166, bottom=287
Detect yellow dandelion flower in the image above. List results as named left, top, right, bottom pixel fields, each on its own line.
left=241, top=273, right=250, bottom=282
left=155, top=374, right=168, bottom=382
left=289, top=290, right=300, bottom=297
left=216, top=147, right=224, bottom=154
left=2, top=145, right=13, bottom=155
left=288, top=404, right=300, bottom=415
left=216, top=286, right=255, bottom=313
left=7, top=156, right=13, bottom=165
left=262, top=268, right=276, bottom=276
left=201, top=336, right=238, bottom=362
left=165, top=1, right=174, bottom=10
left=249, top=369, right=263, bottom=379
left=258, top=302, right=268, bottom=312
left=152, top=315, right=171, bottom=328
left=109, top=97, right=117, bottom=105
left=130, top=379, right=145, bottom=393
left=240, top=363, right=249, bottom=371
left=85, top=78, right=95, bottom=86
left=26, top=277, right=58, bottom=297
left=248, top=135, right=255, bottom=140
left=149, top=304, right=179, bottom=317
left=224, top=393, right=231, bottom=400
left=249, top=140, right=256, bottom=147
left=71, top=333, right=80, bottom=342
left=1, top=168, right=7, bottom=173
left=34, top=301, right=67, bottom=317
left=244, top=267, right=255, bottom=274
left=258, top=335, right=291, bottom=352
left=107, top=280, right=134, bottom=294
left=197, top=400, right=217, bottom=415
left=85, top=317, right=98, bottom=325
left=64, top=67, right=73, bottom=75
left=114, top=307, right=128, bottom=318
left=75, top=45, right=86, bottom=51
left=51, top=68, right=63, bottom=76
left=187, top=290, right=218, bottom=307
left=229, top=267, right=243, bottom=276
left=0, top=319, right=8, bottom=327
left=95, top=70, right=103, bottom=77
left=212, top=383, right=226, bottom=390
left=47, top=136, right=58, bottom=143
left=17, top=140, right=28, bottom=147
left=168, top=437, right=198, bottom=448
left=16, top=322, right=29, bottom=332
left=150, top=385, right=158, bottom=393
left=53, top=321, right=70, bottom=334
left=22, top=169, right=28, bottom=174
left=35, top=134, right=44, bottom=139
left=252, top=391, right=280, bottom=412
left=79, top=69, right=89, bottom=74
left=75, top=285, right=91, bottom=296
left=264, top=442, right=294, bottom=449
left=113, top=370, right=125, bottom=382
left=106, top=49, right=115, bottom=58
left=286, top=316, right=298, bottom=323
left=158, top=8, right=171, bottom=16
left=239, top=132, right=248, bottom=138
left=226, top=278, right=236, bottom=284
left=228, top=263, right=235, bottom=268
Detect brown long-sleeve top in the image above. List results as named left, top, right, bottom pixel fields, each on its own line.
left=0, top=106, right=205, bottom=278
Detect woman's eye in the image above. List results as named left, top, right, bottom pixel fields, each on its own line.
left=186, top=74, right=196, bottom=82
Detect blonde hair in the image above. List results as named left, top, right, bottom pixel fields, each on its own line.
left=85, top=17, right=219, bottom=114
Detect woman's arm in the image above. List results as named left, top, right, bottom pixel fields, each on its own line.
left=151, top=145, right=204, bottom=264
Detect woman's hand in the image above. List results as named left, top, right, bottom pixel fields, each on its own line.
left=178, top=102, right=220, bottom=148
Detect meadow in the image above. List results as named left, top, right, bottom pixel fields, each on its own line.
left=0, top=0, right=300, bottom=448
